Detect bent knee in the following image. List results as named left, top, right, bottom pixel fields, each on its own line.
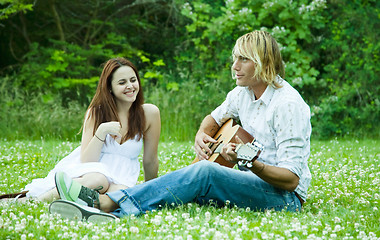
left=192, top=160, right=220, bottom=174
left=80, top=172, right=110, bottom=193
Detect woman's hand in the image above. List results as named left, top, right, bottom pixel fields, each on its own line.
left=95, top=121, right=122, bottom=141
left=80, top=113, right=122, bottom=163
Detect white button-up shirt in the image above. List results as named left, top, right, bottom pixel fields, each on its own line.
left=211, top=78, right=312, bottom=201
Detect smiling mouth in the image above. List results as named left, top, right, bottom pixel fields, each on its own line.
left=124, top=90, right=135, bottom=96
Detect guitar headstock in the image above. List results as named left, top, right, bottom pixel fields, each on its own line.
left=236, top=140, right=264, bottom=168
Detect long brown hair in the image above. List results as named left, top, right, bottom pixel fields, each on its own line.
left=85, top=57, right=146, bottom=142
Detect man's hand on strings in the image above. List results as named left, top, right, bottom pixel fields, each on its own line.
left=194, top=132, right=217, bottom=160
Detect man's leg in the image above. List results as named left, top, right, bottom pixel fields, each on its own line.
left=107, top=160, right=301, bottom=217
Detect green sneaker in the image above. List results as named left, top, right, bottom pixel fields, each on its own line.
left=49, top=200, right=116, bottom=223
left=55, top=172, right=100, bottom=208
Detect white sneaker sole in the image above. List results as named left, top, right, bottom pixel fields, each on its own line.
left=49, top=200, right=116, bottom=223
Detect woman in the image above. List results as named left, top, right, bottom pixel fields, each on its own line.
left=23, top=57, right=160, bottom=201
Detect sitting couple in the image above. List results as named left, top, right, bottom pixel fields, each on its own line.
left=26, top=30, right=313, bottom=222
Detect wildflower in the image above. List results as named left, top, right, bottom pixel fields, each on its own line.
left=130, top=226, right=139, bottom=233
left=151, top=215, right=162, bottom=225
left=205, top=211, right=211, bottom=221
left=333, top=225, right=342, bottom=232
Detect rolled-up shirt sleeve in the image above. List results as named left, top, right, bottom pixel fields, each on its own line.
left=273, top=100, right=311, bottom=178
left=211, top=87, right=241, bottom=126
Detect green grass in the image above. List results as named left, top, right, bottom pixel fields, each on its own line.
left=0, top=139, right=379, bottom=239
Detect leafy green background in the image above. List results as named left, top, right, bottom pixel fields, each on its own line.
left=0, top=0, right=379, bottom=141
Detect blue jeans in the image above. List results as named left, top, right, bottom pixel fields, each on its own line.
left=107, top=161, right=302, bottom=217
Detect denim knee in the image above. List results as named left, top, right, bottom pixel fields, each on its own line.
left=188, top=160, right=222, bottom=180
left=191, top=160, right=218, bottom=173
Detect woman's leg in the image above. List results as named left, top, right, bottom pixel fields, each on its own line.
left=107, top=184, right=127, bottom=193
left=74, top=172, right=110, bottom=194
left=37, top=188, right=59, bottom=202
left=99, top=194, right=119, bottom=213
left=38, top=172, right=110, bottom=201
left=100, top=184, right=127, bottom=212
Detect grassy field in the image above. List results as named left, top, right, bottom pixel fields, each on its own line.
left=0, top=138, right=379, bottom=239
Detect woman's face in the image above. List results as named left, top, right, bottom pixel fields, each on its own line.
left=111, top=66, right=140, bottom=105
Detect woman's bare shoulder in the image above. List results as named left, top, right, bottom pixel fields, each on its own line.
left=142, top=104, right=160, bottom=133
left=142, top=103, right=160, bottom=116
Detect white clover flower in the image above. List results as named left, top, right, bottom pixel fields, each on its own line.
left=152, top=215, right=162, bottom=225
left=10, top=212, right=16, bottom=220
left=330, top=233, right=337, bottom=238
left=219, top=219, right=226, bottom=226
left=333, top=225, right=342, bottom=232
left=205, top=211, right=211, bottom=221
left=130, top=226, right=139, bottom=233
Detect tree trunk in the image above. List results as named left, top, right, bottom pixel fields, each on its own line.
left=51, top=0, right=65, bottom=42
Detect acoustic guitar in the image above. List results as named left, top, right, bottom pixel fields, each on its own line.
left=192, top=119, right=263, bottom=168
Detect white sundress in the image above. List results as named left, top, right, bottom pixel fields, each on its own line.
left=24, top=135, right=143, bottom=198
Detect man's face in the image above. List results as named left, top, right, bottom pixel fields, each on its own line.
left=232, top=55, right=257, bottom=87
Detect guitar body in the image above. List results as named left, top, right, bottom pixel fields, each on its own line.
left=192, top=119, right=254, bottom=168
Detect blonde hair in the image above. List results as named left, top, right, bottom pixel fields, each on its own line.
left=232, top=30, right=285, bottom=88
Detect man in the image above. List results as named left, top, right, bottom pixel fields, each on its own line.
left=49, top=30, right=312, bottom=222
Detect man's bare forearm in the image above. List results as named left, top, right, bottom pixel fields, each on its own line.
left=198, top=115, right=220, bottom=137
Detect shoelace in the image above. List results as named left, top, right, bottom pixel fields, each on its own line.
left=93, top=186, right=103, bottom=192
left=79, top=186, right=101, bottom=208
